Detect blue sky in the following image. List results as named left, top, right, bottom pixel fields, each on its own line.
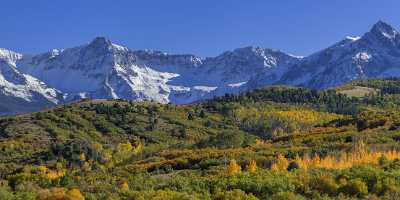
left=1, top=0, right=399, bottom=57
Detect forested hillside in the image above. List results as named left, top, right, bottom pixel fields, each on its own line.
left=1, top=79, right=400, bottom=199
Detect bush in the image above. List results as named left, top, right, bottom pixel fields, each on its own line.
left=126, top=189, right=201, bottom=200
left=339, top=179, right=368, bottom=197
left=215, top=189, right=259, bottom=200
left=312, top=175, right=338, bottom=196
left=0, top=187, right=14, bottom=200
left=197, top=131, right=247, bottom=149
left=270, top=192, right=305, bottom=200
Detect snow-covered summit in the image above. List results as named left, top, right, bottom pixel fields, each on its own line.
left=0, top=48, right=22, bottom=66
left=4, top=37, right=297, bottom=106
left=370, top=21, right=399, bottom=40
left=279, top=21, right=400, bottom=88
left=1, top=21, right=400, bottom=115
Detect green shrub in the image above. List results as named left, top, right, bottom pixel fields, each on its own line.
left=270, top=192, right=305, bottom=200
left=312, top=175, right=338, bottom=196
left=339, top=178, right=368, bottom=197
left=215, top=189, right=259, bottom=200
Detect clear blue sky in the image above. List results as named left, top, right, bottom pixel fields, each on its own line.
left=1, top=0, right=399, bottom=57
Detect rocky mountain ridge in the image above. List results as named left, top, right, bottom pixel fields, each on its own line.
left=0, top=21, right=399, bottom=115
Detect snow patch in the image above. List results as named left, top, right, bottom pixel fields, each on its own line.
left=228, top=81, right=247, bottom=88
left=193, top=86, right=218, bottom=92
left=345, top=36, right=361, bottom=41
left=354, top=52, right=372, bottom=62
left=112, top=43, right=129, bottom=51
left=382, top=31, right=397, bottom=40
left=0, top=48, right=22, bottom=65
left=0, top=70, right=59, bottom=104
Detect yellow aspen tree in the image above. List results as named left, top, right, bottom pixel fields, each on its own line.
left=117, top=142, right=133, bottom=152
left=133, top=141, right=143, bottom=154
left=120, top=181, right=129, bottom=191
left=311, top=155, right=321, bottom=168
left=37, top=187, right=65, bottom=200
left=227, top=159, right=241, bottom=174
left=271, top=154, right=289, bottom=171
left=79, top=153, right=86, bottom=162
left=246, top=159, right=257, bottom=173
left=294, top=155, right=307, bottom=170
left=66, top=188, right=85, bottom=200
left=255, top=139, right=264, bottom=146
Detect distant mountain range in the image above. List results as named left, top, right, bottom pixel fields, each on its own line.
left=0, top=21, right=399, bottom=115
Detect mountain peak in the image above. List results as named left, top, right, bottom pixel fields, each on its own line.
left=370, top=21, right=398, bottom=39
left=234, top=46, right=264, bottom=54
left=88, top=37, right=113, bottom=48
left=0, top=48, right=22, bottom=65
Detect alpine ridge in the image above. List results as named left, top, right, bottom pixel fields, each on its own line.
left=278, top=20, right=400, bottom=88
left=0, top=21, right=400, bottom=115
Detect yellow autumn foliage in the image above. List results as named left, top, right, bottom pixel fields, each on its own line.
left=34, top=165, right=66, bottom=180
left=79, top=153, right=86, bottom=162
left=288, top=141, right=400, bottom=170
left=234, top=106, right=342, bottom=137
left=66, top=188, right=85, bottom=200
left=271, top=154, right=289, bottom=171
left=113, top=141, right=144, bottom=165
left=37, top=187, right=84, bottom=200
left=120, top=181, right=129, bottom=191
left=117, top=142, right=133, bottom=152
left=45, top=170, right=66, bottom=180
left=227, top=159, right=241, bottom=174
left=133, top=142, right=144, bottom=154
left=234, top=107, right=341, bottom=126
left=246, top=159, right=257, bottom=173
left=254, top=139, right=265, bottom=146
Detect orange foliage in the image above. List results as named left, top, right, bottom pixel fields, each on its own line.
left=254, top=139, right=265, bottom=146
left=227, top=159, right=241, bottom=174
left=120, top=181, right=129, bottom=191
left=66, top=189, right=85, bottom=200
left=37, top=187, right=84, bottom=200
left=36, top=165, right=66, bottom=180
left=271, top=154, right=289, bottom=171
left=79, top=153, right=86, bottom=162
left=290, top=141, right=400, bottom=170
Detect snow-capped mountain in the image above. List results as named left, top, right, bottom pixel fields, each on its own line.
left=1, top=21, right=400, bottom=115
left=0, top=48, right=62, bottom=115
left=278, top=21, right=400, bottom=89
left=0, top=37, right=296, bottom=115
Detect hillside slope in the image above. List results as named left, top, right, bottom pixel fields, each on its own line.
left=1, top=79, right=400, bottom=199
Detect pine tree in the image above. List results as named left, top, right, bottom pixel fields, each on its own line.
left=187, top=111, right=195, bottom=120
left=199, top=109, right=206, bottom=118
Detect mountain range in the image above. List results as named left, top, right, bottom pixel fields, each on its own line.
left=0, top=21, right=399, bottom=115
